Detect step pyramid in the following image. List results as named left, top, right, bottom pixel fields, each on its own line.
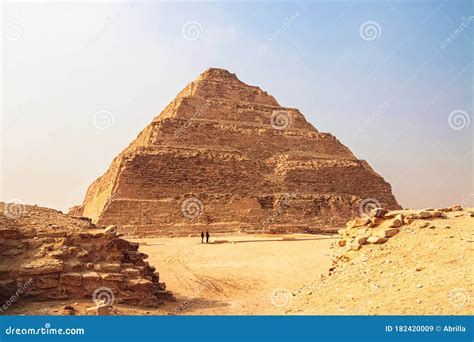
left=71, top=68, right=400, bottom=235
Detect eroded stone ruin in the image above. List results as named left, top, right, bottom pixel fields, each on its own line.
left=0, top=203, right=173, bottom=310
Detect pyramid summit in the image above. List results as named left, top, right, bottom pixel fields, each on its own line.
left=72, top=68, right=401, bottom=235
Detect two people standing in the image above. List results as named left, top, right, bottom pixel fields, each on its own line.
left=201, top=231, right=210, bottom=244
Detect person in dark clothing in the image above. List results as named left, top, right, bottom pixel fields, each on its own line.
left=201, top=231, right=204, bottom=244
left=205, top=231, right=210, bottom=244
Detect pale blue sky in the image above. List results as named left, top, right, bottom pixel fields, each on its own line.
left=1, top=0, right=473, bottom=211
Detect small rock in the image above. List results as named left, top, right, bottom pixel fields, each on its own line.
left=350, top=243, right=361, bottom=251
left=388, top=214, right=404, bottom=228
left=382, top=228, right=400, bottom=238
left=449, top=204, right=463, bottom=211
left=366, top=236, right=388, bottom=244
left=347, top=217, right=370, bottom=228
left=432, top=211, right=446, bottom=218
left=356, top=236, right=369, bottom=245
left=418, top=211, right=432, bottom=219
left=63, top=305, right=76, bottom=316
left=86, top=305, right=114, bottom=316
left=416, top=284, right=423, bottom=288
left=104, top=225, right=117, bottom=235
left=415, top=266, right=423, bottom=272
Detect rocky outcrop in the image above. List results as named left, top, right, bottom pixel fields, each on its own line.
left=331, top=206, right=465, bottom=271
left=0, top=203, right=173, bottom=310
left=291, top=205, right=473, bottom=315
left=74, top=68, right=400, bottom=236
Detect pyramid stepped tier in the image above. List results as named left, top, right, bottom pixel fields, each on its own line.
left=74, top=68, right=401, bottom=236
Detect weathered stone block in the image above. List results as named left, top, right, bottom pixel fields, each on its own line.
left=19, top=259, right=64, bottom=276
left=36, top=275, right=59, bottom=289
left=366, top=236, right=388, bottom=244
left=388, top=214, right=404, bottom=228
left=101, top=273, right=124, bottom=282
left=125, top=278, right=153, bottom=292
left=59, top=273, right=82, bottom=287
left=86, top=305, right=113, bottom=316
left=418, top=211, right=432, bottom=219
left=121, top=268, right=141, bottom=278
left=94, top=263, right=121, bottom=273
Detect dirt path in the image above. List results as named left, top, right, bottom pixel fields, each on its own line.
left=139, top=234, right=336, bottom=315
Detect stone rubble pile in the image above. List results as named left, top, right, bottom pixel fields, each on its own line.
left=330, top=204, right=469, bottom=272
left=0, top=203, right=174, bottom=310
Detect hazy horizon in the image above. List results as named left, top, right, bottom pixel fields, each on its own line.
left=1, top=0, right=473, bottom=212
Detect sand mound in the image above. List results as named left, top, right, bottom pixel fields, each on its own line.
left=290, top=206, right=473, bottom=314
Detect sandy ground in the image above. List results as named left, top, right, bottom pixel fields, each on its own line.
left=140, top=233, right=335, bottom=315
left=6, top=209, right=472, bottom=315
left=291, top=210, right=474, bottom=315
left=6, top=233, right=336, bottom=315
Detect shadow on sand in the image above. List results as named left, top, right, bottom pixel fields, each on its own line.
left=210, top=236, right=337, bottom=245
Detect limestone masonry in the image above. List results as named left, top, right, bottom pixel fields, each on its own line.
left=0, top=203, right=173, bottom=308
left=73, top=68, right=401, bottom=236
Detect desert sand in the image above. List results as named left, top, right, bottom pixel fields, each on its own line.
left=5, top=232, right=335, bottom=315
left=140, top=233, right=335, bottom=315
left=5, top=207, right=472, bottom=315
left=140, top=208, right=473, bottom=316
